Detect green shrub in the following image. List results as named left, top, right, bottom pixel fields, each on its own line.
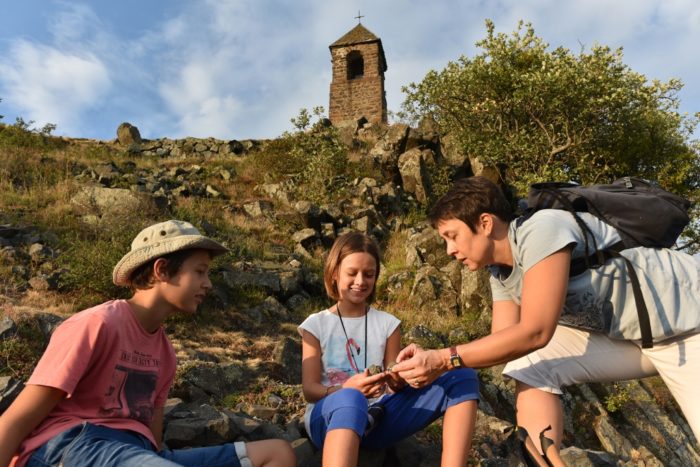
left=0, top=118, right=65, bottom=150
left=246, top=107, right=350, bottom=204
left=604, top=383, right=631, bottom=413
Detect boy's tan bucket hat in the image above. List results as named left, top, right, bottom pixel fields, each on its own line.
left=112, top=220, right=228, bottom=286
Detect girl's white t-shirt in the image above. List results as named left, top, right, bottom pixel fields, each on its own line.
left=297, top=306, right=401, bottom=428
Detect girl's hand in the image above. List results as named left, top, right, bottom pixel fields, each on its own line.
left=342, top=369, right=387, bottom=398
left=384, top=369, right=406, bottom=393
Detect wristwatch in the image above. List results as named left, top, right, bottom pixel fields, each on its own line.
left=449, top=346, right=463, bottom=369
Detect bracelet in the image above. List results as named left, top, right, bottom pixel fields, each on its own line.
left=324, top=385, right=332, bottom=396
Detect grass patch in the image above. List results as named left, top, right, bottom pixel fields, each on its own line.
left=0, top=312, right=48, bottom=379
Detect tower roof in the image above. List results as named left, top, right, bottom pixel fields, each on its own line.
left=330, top=23, right=379, bottom=47
left=329, top=23, right=387, bottom=72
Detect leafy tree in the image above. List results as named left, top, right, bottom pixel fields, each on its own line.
left=401, top=20, right=700, bottom=250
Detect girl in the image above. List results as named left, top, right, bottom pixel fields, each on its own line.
left=298, top=232, right=479, bottom=467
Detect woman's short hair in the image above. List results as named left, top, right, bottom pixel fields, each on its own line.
left=323, top=232, right=381, bottom=303
left=429, top=176, right=514, bottom=231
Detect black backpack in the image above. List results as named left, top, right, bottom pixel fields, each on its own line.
left=519, top=176, right=692, bottom=348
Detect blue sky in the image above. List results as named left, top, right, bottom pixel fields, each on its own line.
left=1, top=0, right=699, bottom=141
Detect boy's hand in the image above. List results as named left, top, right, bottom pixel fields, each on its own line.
left=342, top=370, right=387, bottom=398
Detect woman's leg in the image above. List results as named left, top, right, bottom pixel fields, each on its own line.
left=506, top=325, right=657, bottom=457
left=639, top=331, right=700, bottom=440
left=515, top=382, right=565, bottom=466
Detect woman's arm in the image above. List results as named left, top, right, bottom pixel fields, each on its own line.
left=0, top=384, right=66, bottom=466
left=491, top=300, right=520, bottom=333
left=394, top=247, right=571, bottom=382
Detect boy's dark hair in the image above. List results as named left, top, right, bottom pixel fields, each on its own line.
left=429, top=176, right=514, bottom=231
left=129, top=248, right=207, bottom=290
left=324, top=232, right=381, bottom=304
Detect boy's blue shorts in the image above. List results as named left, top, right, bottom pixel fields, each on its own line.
left=307, top=368, right=479, bottom=450
left=28, top=422, right=245, bottom=467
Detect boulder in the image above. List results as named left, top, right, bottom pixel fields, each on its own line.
left=221, top=264, right=277, bottom=292
left=273, top=336, right=302, bottom=384
left=409, top=265, right=459, bottom=316
left=164, top=403, right=234, bottom=448
left=173, top=363, right=249, bottom=402
left=116, top=122, right=142, bottom=146
left=243, top=200, right=274, bottom=218
left=0, top=376, right=24, bottom=412
left=368, top=123, right=409, bottom=181
left=292, top=228, right=319, bottom=250
left=246, top=296, right=289, bottom=323
left=398, top=148, right=436, bottom=204
left=0, top=316, right=17, bottom=339
left=71, top=186, right=155, bottom=226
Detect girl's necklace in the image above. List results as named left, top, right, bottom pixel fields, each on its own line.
left=336, top=303, right=368, bottom=373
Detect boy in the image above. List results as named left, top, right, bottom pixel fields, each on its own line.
left=0, top=220, right=295, bottom=467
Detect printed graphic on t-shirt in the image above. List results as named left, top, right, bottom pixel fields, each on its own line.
left=100, top=349, right=160, bottom=424
left=562, top=290, right=613, bottom=332
left=324, top=334, right=363, bottom=385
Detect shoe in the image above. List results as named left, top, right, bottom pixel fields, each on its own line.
left=366, top=404, right=385, bottom=433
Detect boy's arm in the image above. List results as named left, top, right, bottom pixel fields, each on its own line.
left=0, top=384, right=66, bottom=467
left=149, top=407, right=165, bottom=451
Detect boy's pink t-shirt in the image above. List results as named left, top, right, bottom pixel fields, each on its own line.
left=13, top=299, right=177, bottom=467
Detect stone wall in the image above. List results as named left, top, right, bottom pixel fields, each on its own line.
left=329, top=42, right=387, bottom=124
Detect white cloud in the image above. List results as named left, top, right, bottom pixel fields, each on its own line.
left=152, top=1, right=334, bottom=138
left=0, top=40, right=111, bottom=132
left=1, top=0, right=697, bottom=140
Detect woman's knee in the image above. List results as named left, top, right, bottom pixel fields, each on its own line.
left=438, top=368, right=479, bottom=395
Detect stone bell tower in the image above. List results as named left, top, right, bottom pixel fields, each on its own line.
left=328, top=20, right=388, bottom=125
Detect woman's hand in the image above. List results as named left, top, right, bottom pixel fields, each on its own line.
left=342, top=370, right=387, bottom=398
left=391, top=348, right=447, bottom=389
left=395, top=342, right=423, bottom=362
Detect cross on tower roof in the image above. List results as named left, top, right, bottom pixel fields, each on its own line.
left=355, top=10, right=364, bottom=24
